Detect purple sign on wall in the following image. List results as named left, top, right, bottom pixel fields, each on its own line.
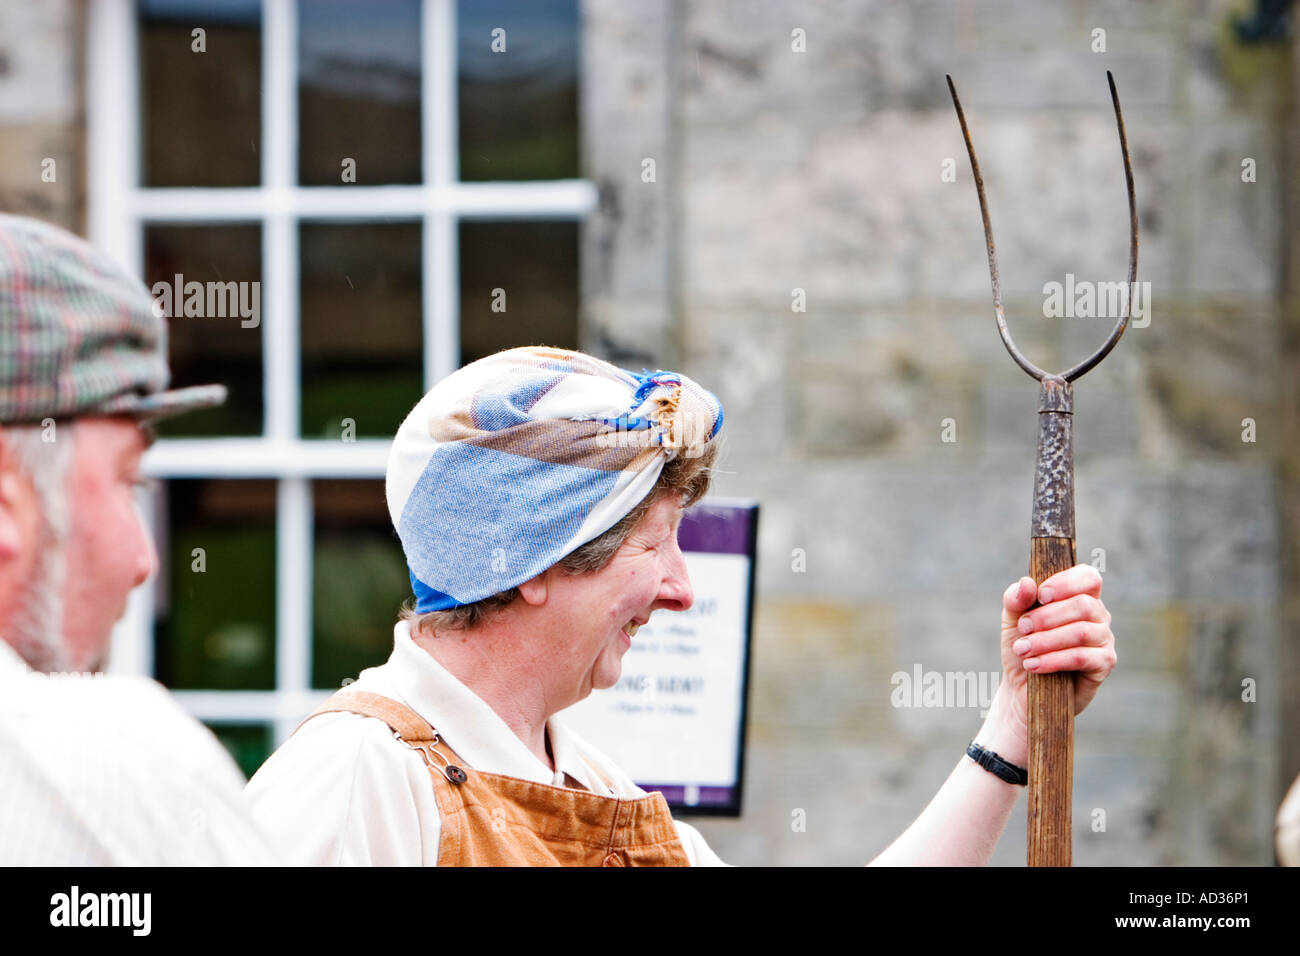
left=560, top=498, right=758, bottom=817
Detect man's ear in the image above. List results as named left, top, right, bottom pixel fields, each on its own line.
left=515, top=567, right=550, bottom=608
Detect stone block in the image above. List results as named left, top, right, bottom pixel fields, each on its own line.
left=0, top=0, right=80, bottom=124
left=1186, top=118, right=1283, bottom=299
left=0, top=124, right=82, bottom=233
left=1171, top=465, right=1278, bottom=601
left=1137, top=307, right=1282, bottom=459
left=1071, top=462, right=1179, bottom=604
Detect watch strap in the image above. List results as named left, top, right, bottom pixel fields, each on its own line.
left=966, top=741, right=1028, bottom=786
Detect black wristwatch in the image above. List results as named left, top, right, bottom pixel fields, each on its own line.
left=966, top=741, right=1028, bottom=786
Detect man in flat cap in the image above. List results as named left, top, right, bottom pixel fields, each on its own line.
left=247, top=345, right=1117, bottom=865
left=0, top=212, right=274, bottom=864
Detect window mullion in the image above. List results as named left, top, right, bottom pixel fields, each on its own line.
left=425, top=0, right=458, bottom=385
left=274, top=477, right=313, bottom=744
left=94, top=0, right=150, bottom=677
left=426, top=0, right=456, bottom=188
left=264, top=0, right=312, bottom=735
left=426, top=211, right=457, bottom=387
left=87, top=0, right=140, bottom=272
left=263, top=0, right=299, bottom=441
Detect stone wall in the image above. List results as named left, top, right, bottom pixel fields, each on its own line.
left=0, top=0, right=84, bottom=233
left=583, top=0, right=1295, bottom=864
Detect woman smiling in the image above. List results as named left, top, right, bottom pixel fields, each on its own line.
left=245, top=345, right=1116, bottom=866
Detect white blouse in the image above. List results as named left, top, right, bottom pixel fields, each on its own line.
left=245, top=621, right=728, bottom=866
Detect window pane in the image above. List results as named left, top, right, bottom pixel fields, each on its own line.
left=300, top=222, right=423, bottom=438
left=207, top=722, right=271, bottom=780
left=458, top=220, right=579, bottom=366
left=457, top=0, right=580, bottom=181
left=312, top=480, right=409, bottom=689
left=298, top=0, right=422, bottom=185
left=153, top=479, right=277, bottom=690
left=143, top=223, right=264, bottom=437
left=139, top=0, right=262, bottom=187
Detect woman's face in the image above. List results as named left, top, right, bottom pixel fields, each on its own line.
left=540, top=493, right=694, bottom=704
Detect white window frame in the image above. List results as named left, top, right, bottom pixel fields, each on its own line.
left=87, top=0, right=596, bottom=745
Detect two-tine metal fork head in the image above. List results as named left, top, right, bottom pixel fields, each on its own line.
left=945, top=71, right=1139, bottom=385
left=946, top=71, right=1139, bottom=543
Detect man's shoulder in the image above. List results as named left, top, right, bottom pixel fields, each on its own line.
left=6, top=668, right=181, bottom=716
left=0, top=671, right=277, bottom=864
left=3, top=670, right=240, bottom=776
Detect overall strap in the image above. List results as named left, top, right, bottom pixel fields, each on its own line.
left=298, top=690, right=470, bottom=785
left=298, top=690, right=437, bottom=742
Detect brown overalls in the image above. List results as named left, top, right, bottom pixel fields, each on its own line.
left=302, top=690, right=691, bottom=867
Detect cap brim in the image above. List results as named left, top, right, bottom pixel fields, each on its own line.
left=98, top=384, right=229, bottom=424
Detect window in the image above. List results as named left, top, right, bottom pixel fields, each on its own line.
left=88, top=0, right=591, bottom=766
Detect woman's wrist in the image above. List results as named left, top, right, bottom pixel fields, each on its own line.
left=970, top=730, right=1027, bottom=774
left=974, top=689, right=1029, bottom=770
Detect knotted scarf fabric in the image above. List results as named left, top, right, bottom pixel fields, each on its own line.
left=386, top=346, right=724, bottom=612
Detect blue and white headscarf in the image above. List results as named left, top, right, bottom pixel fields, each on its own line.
left=386, top=346, right=724, bottom=612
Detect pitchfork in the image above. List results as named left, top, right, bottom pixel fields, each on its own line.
left=946, top=70, right=1138, bottom=867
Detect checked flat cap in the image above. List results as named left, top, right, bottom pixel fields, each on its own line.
left=0, top=212, right=226, bottom=425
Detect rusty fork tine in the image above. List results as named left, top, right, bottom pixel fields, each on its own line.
left=945, top=73, right=1045, bottom=381
left=1061, top=70, right=1139, bottom=383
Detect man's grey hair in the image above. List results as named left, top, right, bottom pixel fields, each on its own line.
left=1, top=422, right=74, bottom=672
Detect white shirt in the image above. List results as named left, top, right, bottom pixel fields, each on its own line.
left=0, top=639, right=277, bottom=865
left=245, top=621, right=728, bottom=866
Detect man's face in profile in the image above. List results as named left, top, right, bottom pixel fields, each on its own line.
left=4, top=417, right=157, bottom=673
